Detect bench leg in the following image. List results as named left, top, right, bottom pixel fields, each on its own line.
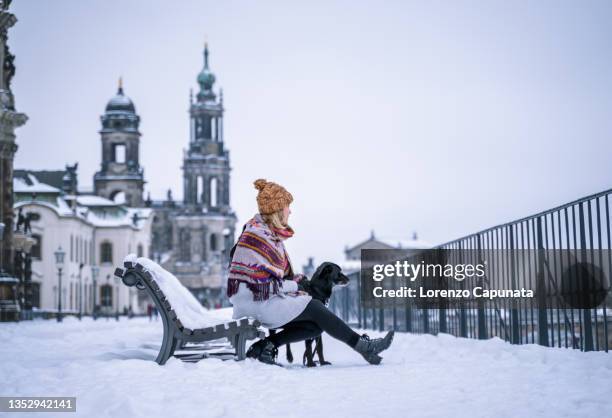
left=157, top=335, right=179, bottom=365
left=234, top=332, right=248, bottom=361
left=156, top=312, right=180, bottom=366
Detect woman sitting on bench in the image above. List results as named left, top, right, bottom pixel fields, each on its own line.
left=227, top=178, right=394, bottom=365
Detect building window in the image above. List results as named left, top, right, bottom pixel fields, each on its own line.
left=210, top=233, right=217, bottom=251
left=31, top=234, right=42, bottom=259
left=83, top=283, right=88, bottom=312
left=100, top=284, right=113, bottom=307
left=197, top=176, right=204, bottom=205
left=113, top=144, right=126, bottom=163
left=137, top=244, right=144, bottom=258
left=209, top=177, right=218, bottom=207
left=70, top=235, right=74, bottom=262
left=88, top=283, right=93, bottom=312
left=201, top=233, right=207, bottom=260
left=179, top=229, right=191, bottom=262
left=100, top=242, right=113, bottom=264
left=31, top=282, right=40, bottom=308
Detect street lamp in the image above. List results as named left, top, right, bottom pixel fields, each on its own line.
left=91, top=265, right=99, bottom=320
left=54, top=246, right=65, bottom=322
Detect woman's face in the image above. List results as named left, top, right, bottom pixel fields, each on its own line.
left=282, top=205, right=291, bottom=224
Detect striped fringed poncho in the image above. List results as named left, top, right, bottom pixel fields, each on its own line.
left=227, top=213, right=295, bottom=301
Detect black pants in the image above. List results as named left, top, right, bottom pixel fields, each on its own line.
left=267, top=299, right=360, bottom=347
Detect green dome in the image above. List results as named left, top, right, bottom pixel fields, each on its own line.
left=197, top=68, right=215, bottom=90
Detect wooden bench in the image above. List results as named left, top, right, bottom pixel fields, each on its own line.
left=114, top=260, right=264, bottom=365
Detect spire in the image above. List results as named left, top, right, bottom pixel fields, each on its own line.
left=196, top=43, right=216, bottom=98
left=204, top=42, right=209, bottom=69
left=118, top=76, right=124, bottom=95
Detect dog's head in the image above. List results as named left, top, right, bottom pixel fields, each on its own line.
left=308, top=262, right=350, bottom=302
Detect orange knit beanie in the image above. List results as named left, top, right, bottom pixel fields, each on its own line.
left=254, top=178, right=293, bottom=214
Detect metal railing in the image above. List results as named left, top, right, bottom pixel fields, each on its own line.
left=329, top=189, right=612, bottom=352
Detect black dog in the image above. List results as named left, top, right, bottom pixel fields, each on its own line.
left=271, top=262, right=350, bottom=367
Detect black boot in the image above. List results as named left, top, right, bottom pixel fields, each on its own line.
left=246, top=339, right=279, bottom=365
left=353, top=331, right=395, bottom=365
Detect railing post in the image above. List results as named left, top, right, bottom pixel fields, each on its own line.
left=343, top=286, right=349, bottom=322
left=406, top=304, right=412, bottom=333
left=392, top=273, right=397, bottom=330
left=439, top=304, right=447, bottom=334
left=357, top=271, right=362, bottom=329
left=371, top=300, right=375, bottom=330
left=458, top=244, right=468, bottom=338
left=459, top=302, right=468, bottom=338
left=509, top=226, right=520, bottom=344
left=378, top=296, right=385, bottom=332
left=536, top=217, right=550, bottom=347
left=477, top=235, right=487, bottom=339
left=438, top=249, right=448, bottom=334
left=578, top=203, right=594, bottom=351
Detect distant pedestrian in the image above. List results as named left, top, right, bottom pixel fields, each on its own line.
left=147, top=303, right=153, bottom=321
left=153, top=306, right=159, bottom=321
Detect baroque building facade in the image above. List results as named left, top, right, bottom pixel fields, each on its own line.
left=12, top=41, right=234, bottom=314
left=148, top=44, right=236, bottom=308
left=11, top=82, right=153, bottom=316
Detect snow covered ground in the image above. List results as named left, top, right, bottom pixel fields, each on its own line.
left=1, top=313, right=611, bottom=418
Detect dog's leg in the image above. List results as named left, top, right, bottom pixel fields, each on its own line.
left=303, top=339, right=316, bottom=367
left=286, top=344, right=293, bottom=363
left=315, top=336, right=331, bottom=366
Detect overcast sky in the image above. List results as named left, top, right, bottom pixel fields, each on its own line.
left=10, top=0, right=612, bottom=271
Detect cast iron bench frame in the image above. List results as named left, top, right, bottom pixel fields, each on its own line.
left=114, top=260, right=264, bottom=365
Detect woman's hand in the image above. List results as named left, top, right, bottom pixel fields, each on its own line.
left=292, top=274, right=307, bottom=283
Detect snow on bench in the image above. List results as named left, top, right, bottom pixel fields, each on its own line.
left=115, top=254, right=264, bottom=364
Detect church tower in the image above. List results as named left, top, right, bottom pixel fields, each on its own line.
left=183, top=43, right=231, bottom=214
left=94, top=79, right=145, bottom=207
left=149, top=43, right=237, bottom=307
